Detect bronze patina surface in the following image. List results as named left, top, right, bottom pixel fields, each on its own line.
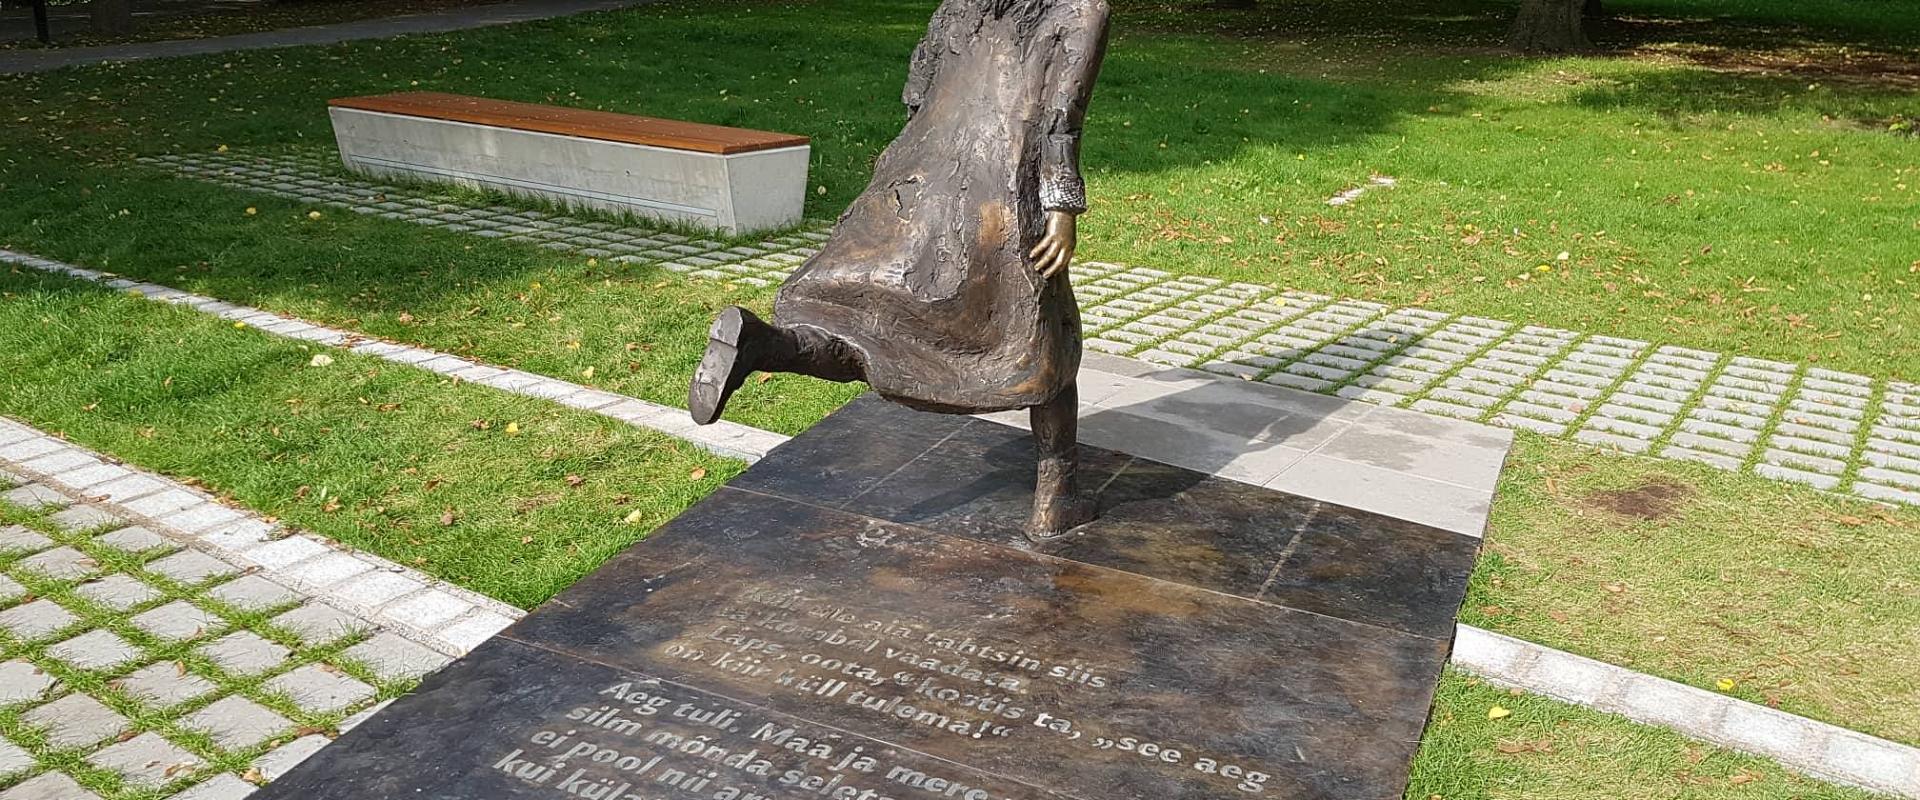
left=257, top=398, right=1481, bottom=800
left=688, top=0, right=1113, bottom=539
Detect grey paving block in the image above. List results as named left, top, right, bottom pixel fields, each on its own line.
left=0, top=574, right=20, bottom=603
left=1661, top=446, right=1744, bottom=472
left=1594, top=403, right=1673, bottom=427
left=1667, top=432, right=1750, bottom=458
left=267, top=664, right=374, bottom=713
left=131, top=601, right=223, bottom=643
left=0, top=524, right=54, bottom=555
left=46, top=629, right=141, bottom=671
left=1494, top=414, right=1568, bottom=437
left=146, top=549, right=238, bottom=586
left=253, top=734, right=330, bottom=781
left=1853, top=481, right=1920, bottom=506
left=1408, top=399, right=1483, bottom=421
left=183, top=695, right=292, bottom=750
left=46, top=504, right=123, bottom=533
left=92, top=525, right=175, bottom=555
left=1770, top=435, right=1852, bottom=460
left=0, top=599, right=78, bottom=641
left=171, top=774, right=258, bottom=800
left=0, top=738, right=31, bottom=778
left=0, top=659, right=60, bottom=707
left=1754, top=462, right=1841, bottom=491
left=16, top=547, right=102, bottom=582
left=22, top=693, right=128, bottom=749
left=2, top=484, right=71, bottom=510
left=1573, top=428, right=1652, bottom=454
left=87, top=732, right=202, bottom=788
left=1860, top=466, right=1920, bottom=491
left=0, top=772, right=102, bottom=800
left=206, top=575, right=300, bottom=612
left=72, top=574, right=160, bottom=612
left=114, top=661, right=216, bottom=709
left=1763, top=448, right=1846, bottom=476
left=342, top=632, right=451, bottom=682
left=198, top=631, right=291, bottom=677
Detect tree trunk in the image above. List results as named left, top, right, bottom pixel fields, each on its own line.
left=1508, top=0, right=1589, bottom=52
left=90, top=0, right=134, bottom=35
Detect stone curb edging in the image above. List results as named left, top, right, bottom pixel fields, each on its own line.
left=4, top=250, right=1918, bottom=797
left=1455, top=626, right=1920, bottom=798
left=0, top=417, right=526, bottom=659
left=0, top=248, right=786, bottom=464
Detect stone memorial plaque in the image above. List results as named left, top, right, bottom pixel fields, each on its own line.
left=258, top=397, right=1482, bottom=800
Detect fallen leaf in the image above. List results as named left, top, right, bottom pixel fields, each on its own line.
left=505, top=422, right=521, bottom=436
left=690, top=467, right=708, bottom=481
left=1487, top=706, right=1512, bottom=720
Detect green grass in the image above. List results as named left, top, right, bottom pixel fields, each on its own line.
left=0, top=0, right=1915, bottom=378
left=1411, top=671, right=1874, bottom=800
left=1471, top=432, right=1920, bottom=747
left=0, top=265, right=742, bottom=608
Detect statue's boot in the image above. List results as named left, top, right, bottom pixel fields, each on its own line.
left=689, top=306, right=863, bottom=425
left=1025, top=383, right=1098, bottom=541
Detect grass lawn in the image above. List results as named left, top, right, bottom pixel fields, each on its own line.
left=0, top=0, right=509, bottom=50
left=1473, top=433, right=1920, bottom=747
left=0, top=266, right=742, bottom=608
left=0, top=0, right=1915, bottom=376
left=1, top=264, right=1883, bottom=800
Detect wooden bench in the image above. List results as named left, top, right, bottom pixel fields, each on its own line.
left=327, top=92, right=810, bottom=234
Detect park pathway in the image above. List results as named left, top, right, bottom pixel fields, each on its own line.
left=0, top=0, right=647, bottom=75
left=2, top=245, right=1918, bottom=798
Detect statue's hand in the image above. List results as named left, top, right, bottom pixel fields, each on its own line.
left=1027, top=210, right=1078, bottom=280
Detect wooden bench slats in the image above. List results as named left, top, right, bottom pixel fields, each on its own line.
left=327, top=92, right=809, bottom=155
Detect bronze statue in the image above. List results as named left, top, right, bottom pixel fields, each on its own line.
left=689, top=0, right=1111, bottom=541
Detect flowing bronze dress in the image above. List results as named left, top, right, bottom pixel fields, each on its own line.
left=772, top=0, right=1110, bottom=414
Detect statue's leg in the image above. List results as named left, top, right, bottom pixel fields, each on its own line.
left=1025, top=382, right=1097, bottom=541
left=690, top=306, right=863, bottom=425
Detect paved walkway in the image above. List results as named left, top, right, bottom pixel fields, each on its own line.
left=0, top=0, right=646, bottom=75
left=144, top=149, right=1920, bottom=510
left=3, top=245, right=1918, bottom=798
left=0, top=419, right=522, bottom=799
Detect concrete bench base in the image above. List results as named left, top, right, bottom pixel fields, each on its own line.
left=328, top=107, right=808, bottom=235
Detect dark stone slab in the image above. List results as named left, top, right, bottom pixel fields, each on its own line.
left=258, top=397, right=1482, bottom=800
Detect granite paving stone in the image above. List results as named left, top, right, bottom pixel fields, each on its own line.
left=183, top=696, right=293, bottom=750
left=0, top=772, right=102, bottom=800
left=342, top=632, right=450, bottom=682
left=0, top=660, right=60, bottom=706
left=115, top=661, right=217, bottom=709
left=266, top=665, right=374, bottom=713
left=198, top=631, right=291, bottom=677
left=93, top=525, right=175, bottom=554
left=72, top=574, right=162, bottom=612
left=16, top=547, right=102, bottom=581
left=0, top=739, right=31, bottom=778
left=22, top=693, right=128, bottom=749
left=3, top=484, right=71, bottom=510
left=207, top=575, right=300, bottom=612
left=0, top=575, right=21, bottom=603
left=171, top=775, right=259, bottom=800
left=0, top=524, right=54, bottom=554
left=253, top=735, right=330, bottom=781
left=0, top=599, right=79, bottom=640
left=146, top=550, right=239, bottom=586
left=270, top=603, right=368, bottom=648
left=88, top=732, right=203, bottom=788
left=46, top=629, right=142, bottom=671
left=132, top=601, right=224, bottom=642
left=46, top=504, right=123, bottom=532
